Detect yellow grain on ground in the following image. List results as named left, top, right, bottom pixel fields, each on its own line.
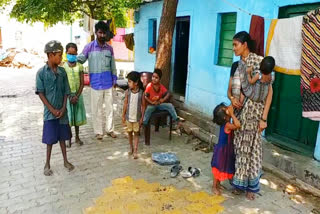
left=85, top=176, right=224, bottom=214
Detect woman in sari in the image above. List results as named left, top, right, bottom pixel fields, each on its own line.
left=227, top=31, right=273, bottom=200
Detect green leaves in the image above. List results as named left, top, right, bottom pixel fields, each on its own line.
left=1, top=0, right=143, bottom=27
left=0, top=0, right=11, bottom=10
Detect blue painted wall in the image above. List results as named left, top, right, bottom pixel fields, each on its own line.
left=134, top=1, right=162, bottom=72
left=135, top=0, right=278, bottom=114
left=134, top=0, right=320, bottom=160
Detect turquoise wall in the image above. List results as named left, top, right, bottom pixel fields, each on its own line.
left=135, top=0, right=278, bottom=114
left=134, top=0, right=320, bottom=160
left=134, top=1, right=162, bottom=72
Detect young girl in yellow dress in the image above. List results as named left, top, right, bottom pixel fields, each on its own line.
left=64, top=43, right=87, bottom=147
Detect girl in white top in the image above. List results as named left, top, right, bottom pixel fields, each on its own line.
left=122, top=72, right=145, bottom=159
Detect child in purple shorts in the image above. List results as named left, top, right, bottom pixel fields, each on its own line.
left=36, top=40, right=75, bottom=176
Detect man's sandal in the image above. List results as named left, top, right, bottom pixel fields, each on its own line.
left=107, top=132, right=117, bottom=138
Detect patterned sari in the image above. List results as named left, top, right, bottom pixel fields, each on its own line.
left=231, top=53, right=265, bottom=193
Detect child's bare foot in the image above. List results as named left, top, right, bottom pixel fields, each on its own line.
left=44, top=164, right=53, bottom=176
left=128, top=150, right=133, bottom=155
left=75, top=138, right=84, bottom=145
left=246, top=192, right=255, bottom=200
left=212, top=186, right=221, bottom=195
left=64, top=161, right=75, bottom=172
left=133, top=152, right=138, bottom=159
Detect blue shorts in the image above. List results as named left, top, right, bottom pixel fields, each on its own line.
left=42, top=119, right=71, bottom=145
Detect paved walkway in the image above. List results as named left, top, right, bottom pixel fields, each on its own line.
left=0, top=67, right=318, bottom=214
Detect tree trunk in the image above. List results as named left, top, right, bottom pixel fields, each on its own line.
left=155, top=0, right=178, bottom=89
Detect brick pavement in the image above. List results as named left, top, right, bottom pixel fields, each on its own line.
left=0, top=67, right=317, bottom=214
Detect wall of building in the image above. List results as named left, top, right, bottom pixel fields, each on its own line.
left=134, top=1, right=162, bottom=72
left=135, top=0, right=278, bottom=113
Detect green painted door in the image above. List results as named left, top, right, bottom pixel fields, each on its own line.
left=266, top=3, right=320, bottom=156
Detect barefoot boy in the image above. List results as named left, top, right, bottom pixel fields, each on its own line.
left=36, top=40, right=75, bottom=176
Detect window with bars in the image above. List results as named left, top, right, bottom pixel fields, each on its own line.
left=217, top=13, right=237, bottom=66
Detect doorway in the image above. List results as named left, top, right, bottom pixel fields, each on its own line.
left=172, top=16, right=190, bottom=96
